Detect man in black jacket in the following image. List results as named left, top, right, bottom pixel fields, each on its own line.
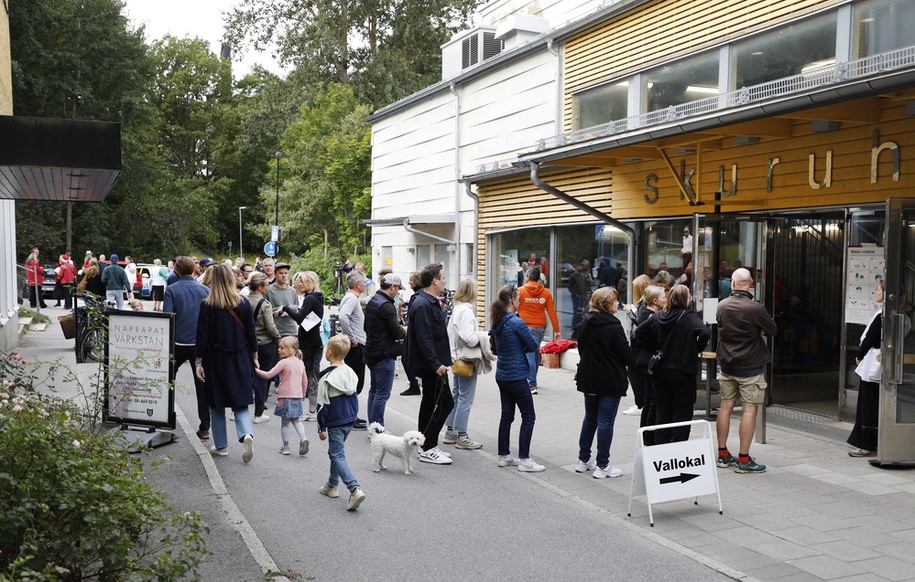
left=404, top=263, right=454, bottom=465
left=363, top=274, right=405, bottom=427
left=715, top=268, right=777, bottom=474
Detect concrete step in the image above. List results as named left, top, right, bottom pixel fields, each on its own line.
left=29, top=322, right=48, bottom=332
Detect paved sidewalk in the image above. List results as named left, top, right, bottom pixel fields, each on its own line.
left=14, top=311, right=915, bottom=581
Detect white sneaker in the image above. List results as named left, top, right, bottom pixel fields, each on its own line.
left=209, top=445, right=228, bottom=457
left=418, top=447, right=453, bottom=464
left=442, top=431, right=458, bottom=445
left=593, top=464, right=623, bottom=479
left=575, top=458, right=596, bottom=473
left=242, top=434, right=254, bottom=463
left=299, top=437, right=310, bottom=456
left=622, top=405, right=642, bottom=416
left=454, top=435, right=483, bottom=450
left=347, top=488, right=366, bottom=511
left=319, top=483, right=339, bottom=498
left=517, top=458, right=545, bottom=472
left=253, top=414, right=271, bottom=424
left=498, top=454, right=517, bottom=467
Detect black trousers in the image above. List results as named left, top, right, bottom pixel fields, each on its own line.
left=174, top=344, right=209, bottom=430
left=29, top=286, right=47, bottom=308
left=256, top=341, right=278, bottom=417
left=628, top=366, right=648, bottom=409
left=653, top=368, right=696, bottom=444
left=848, top=380, right=879, bottom=451
left=344, top=344, right=366, bottom=395
left=417, top=370, right=454, bottom=450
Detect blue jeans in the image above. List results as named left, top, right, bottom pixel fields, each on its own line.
left=497, top=378, right=537, bottom=459
left=367, top=358, right=396, bottom=425
left=210, top=406, right=253, bottom=450
left=446, top=370, right=478, bottom=434
left=525, top=327, right=545, bottom=387
left=105, top=289, right=124, bottom=310
left=578, top=393, right=622, bottom=468
left=326, top=426, right=359, bottom=492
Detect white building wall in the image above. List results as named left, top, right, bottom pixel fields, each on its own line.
left=0, top=199, right=18, bottom=350
left=370, top=47, right=558, bottom=289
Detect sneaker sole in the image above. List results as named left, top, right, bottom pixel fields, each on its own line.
left=455, top=443, right=483, bottom=450
left=347, top=492, right=365, bottom=511
left=300, top=440, right=310, bottom=456
left=518, top=465, right=545, bottom=472
left=419, top=456, right=452, bottom=464
left=320, top=488, right=339, bottom=499
left=242, top=435, right=254, bottom=463
left=734, top=466, right=766, bottom=474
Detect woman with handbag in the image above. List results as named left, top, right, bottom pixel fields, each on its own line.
left=196, top=264, right=259, bottom=463
left=628, top=285, right=667, bottom=445
left=848, top=281, right=884, bottom=457
left=575, top=287, right=632, bottom=478
left=633, top=284, right=709, bottom=444
left=490, top=284, right=544, bottom=471
left=246, top=272, right=281, bottom=423
left=443, top=278, right=496, bottom=450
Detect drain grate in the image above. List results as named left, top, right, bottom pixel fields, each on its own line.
left=767, top=404, right=839, bottom=426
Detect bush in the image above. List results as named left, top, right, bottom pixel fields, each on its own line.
left=0, top=353, right=208, bottom=581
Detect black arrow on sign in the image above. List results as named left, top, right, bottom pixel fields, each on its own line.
left=659, top=473, right=700, bottom=485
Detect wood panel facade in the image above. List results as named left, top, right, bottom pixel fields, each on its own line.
left=562, top=0, right=842, bottom=132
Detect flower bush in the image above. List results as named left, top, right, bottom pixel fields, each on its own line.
left=0, top=353, right=208, bottom=580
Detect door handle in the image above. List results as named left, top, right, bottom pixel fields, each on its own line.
left=895, top=313, right=906, bottom=384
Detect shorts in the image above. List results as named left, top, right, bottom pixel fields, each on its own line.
left=718, top=371, right=766, bottom=405
left=152, top=285, right=165, bottom=301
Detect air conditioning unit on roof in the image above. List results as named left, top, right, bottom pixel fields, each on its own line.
left=441, top=26, right=504, bottom=80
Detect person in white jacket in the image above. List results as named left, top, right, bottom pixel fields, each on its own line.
left=443, top=278, right=496, bottom=450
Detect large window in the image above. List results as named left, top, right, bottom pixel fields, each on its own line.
left=644, top=52, right=719, bottom=115
left=856, top=0, right=915, bottom=57
left=573, top=80, right=629, bottom=130
left=489, top=224, right=630, bottom=335
left=733, top=11, right=837, bottom=89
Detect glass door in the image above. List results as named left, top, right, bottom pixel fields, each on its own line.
left=877, top=199, right=915, bottom=466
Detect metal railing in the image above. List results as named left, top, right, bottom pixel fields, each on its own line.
left=15, top=263, right=41, bottom=314
left=534, top=44, right=915, bottom=153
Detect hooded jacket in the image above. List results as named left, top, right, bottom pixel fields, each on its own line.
left=575, top=311, right=632, bottom=396
left=632, top=307, right=709, bottom=375
left=492, top=312, right=539, bottom=382
left=517, top=281, right=560, bottom=331
left=316, top=364, right=359, bottom=430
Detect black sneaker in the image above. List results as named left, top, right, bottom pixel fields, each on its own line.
left=400, top=387, right=421, bottom=396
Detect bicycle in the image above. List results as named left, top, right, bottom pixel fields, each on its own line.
left=77, top=293, right=109, bottom=363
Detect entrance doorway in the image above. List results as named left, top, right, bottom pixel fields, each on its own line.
left=768, top=212, right=845, bottom=415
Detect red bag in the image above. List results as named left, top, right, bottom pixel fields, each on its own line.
left=540, top=339, right=577, bottom=354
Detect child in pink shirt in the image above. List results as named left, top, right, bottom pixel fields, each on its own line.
left=255, top=336, right=310, bottom=455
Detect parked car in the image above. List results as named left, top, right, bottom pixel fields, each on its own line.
left=41, top=263, right=56, bottom=298
left=135, top=264, right=156, bottom=300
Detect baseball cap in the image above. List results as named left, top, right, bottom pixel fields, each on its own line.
left=274, top=262, right=291, bottom=271
left=109, top=254, right=119, bottom=262
left=382, top=274, right=402, bottom=287
left=199, top=258, right=215, bottom=267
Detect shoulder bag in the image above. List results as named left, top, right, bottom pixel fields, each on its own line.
left=452, top=358, right=475, bottom=378
left=647, top=311, right=685, bottom=376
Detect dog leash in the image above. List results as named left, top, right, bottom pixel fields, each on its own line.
left=421, top=373, right=450, bottom=436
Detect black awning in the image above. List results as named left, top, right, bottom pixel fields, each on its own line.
left=0, top=115, right=121, bottom=202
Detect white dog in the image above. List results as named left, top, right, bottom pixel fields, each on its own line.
left=368, top=422, right=425, bottom=475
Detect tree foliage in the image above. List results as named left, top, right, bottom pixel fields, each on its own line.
left=224, top=0, right=479, bottom=108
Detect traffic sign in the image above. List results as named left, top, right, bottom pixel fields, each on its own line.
left=628, top=420, right=722, bottom=526
left=264, top=241, right=277, bottom=257
left=271, top=226, right=279, bottom=242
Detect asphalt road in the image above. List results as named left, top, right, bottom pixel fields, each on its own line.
left=152, top=364, right=734, bottom=582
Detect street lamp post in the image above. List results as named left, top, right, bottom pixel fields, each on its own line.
left=238, top=206, right=247, bottom=259
left=274, top=152, right=283, bottom=250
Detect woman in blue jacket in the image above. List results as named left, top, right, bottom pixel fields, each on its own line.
left=490, top=285, right=544, bottom=472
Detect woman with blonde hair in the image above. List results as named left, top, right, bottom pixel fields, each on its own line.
left=623, top=274, right=654, bottom=417
left=443, top=277, right=496, bottom=450
left=195, top=264, right=259, bottom=463
left=282, top=270, right=325, bottom=418
left=633, top=284, right=709, bottom=443
left=574, top=287, right=632, bottom=478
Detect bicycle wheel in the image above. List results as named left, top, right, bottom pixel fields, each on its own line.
left=80, top=328, right=106, bottom=363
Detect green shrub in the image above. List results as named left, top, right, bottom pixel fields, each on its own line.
left=0, top=353, right=208, bottom=581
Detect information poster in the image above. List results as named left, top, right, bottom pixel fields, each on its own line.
left=105, top=311, right=176, bottom=429
left=846, top=246, right=885, bottom=325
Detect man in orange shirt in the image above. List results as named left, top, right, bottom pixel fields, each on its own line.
left=517, top=267, right=561, bottom=394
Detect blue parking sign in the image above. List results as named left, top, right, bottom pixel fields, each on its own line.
left=264, top=241, right=277, bottom=257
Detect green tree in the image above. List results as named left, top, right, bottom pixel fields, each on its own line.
left=263, top=84, right=371, bottom=259
left=224, top=0, right=479, bottom=108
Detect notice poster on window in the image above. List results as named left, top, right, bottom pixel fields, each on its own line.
left=104, top=311, right=176, bottom=429
left=845, top=246, right=884, bottom=325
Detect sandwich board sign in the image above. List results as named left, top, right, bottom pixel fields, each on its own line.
left=628, top=420, right=723, bottom=526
